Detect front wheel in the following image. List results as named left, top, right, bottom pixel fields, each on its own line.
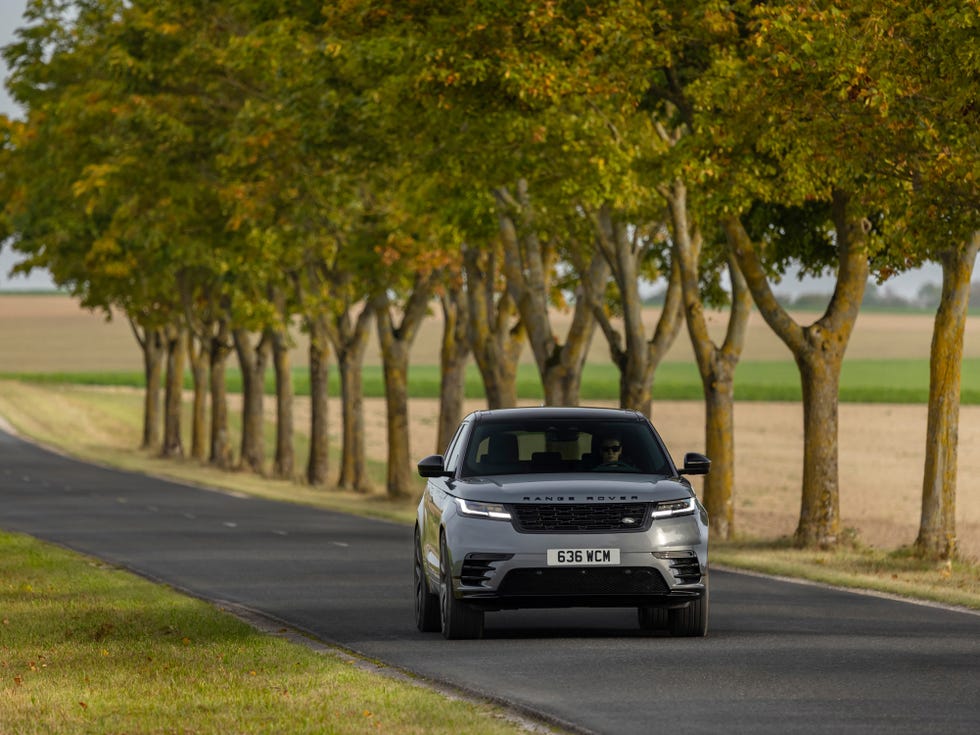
left=637, top=606, right=669, bottom=631
left=439, top=536, right=484, bottom=640
left=668, top=581, right=709, bottom=637
left=414, top=529, right=440, bottom=632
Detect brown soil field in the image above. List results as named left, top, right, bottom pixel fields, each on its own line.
left=3, top=294, right=979, bottom=371
left=341, top=397, right=980, bottom=560
left=2, top=294, right=979, bottom=559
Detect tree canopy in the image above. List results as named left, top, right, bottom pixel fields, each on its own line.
left=2, top=0, right=976, bottom=552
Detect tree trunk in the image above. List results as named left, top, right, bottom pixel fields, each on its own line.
left=702, top=371, right=736, bottom=537
left=271, top=327, right=294, bottom=480
left=188, top=333, right=209, bottom=462
left=543, top=252, right=608, bottom=406
left=915, top=233, right=980, bottom=559
left=588, top=205, right=684, bottom=416
left=209, top=320, right=234, bottom=469
left=306, top=313, right=331, bottom=487
left=794, top=351, right=843, bottom=547
left=328, top=305, right=373, bottom=493
left=374, top=275, right=435, bottom=498
left=495, top=180, right=606, bottom=406
left=666, top=181, right=751, bottom=540
left=726, top=190, right=869, bottom=549
left=130, top=320, right=165, bottom=450
left=161, top=324, right=186, bottom=459
left=380, top=334, right=413, bottom=498
left=463, top=244, right=523, bottom=409
left=437, top=290, right=470, bottom=453
left=233, top=327, right=269, bottom=475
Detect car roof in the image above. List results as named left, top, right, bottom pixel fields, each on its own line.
left=467, top=406, right=649, bottom=424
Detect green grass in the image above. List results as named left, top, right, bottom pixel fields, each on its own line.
left=5, top=357, right=979, bottom=404
left=0, top=532, right=528, bottom=735
left=712, top=537, right=980, bottom=611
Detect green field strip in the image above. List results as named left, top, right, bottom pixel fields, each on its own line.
left=3, top=357, right=978, bottom=405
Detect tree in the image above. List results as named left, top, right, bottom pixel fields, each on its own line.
left=374, top=272, right=437, bottom=498
left=436, top=279, right=471, bottom=453
left=665, top=184, right=752, bottom=540
left=2, top=0, right=198, bottom=452
left=842, top=1, right=980, bottom=559
left=161, top=324, right=187, bottom=458
left=587, top=205, right=684, bottom=415
left=322, top=281, right=374, bottom=492
left=268, top=285, right=296, bottom=479
left=217, top=3, right=345, bottom=485
left=706, top=0, right=978, bottom=552
left=729, top=202, right=871, bottom=548
left=495, top=180, right=609, bottom=405
left=689, top=0, right=907, bottom=548
left=916, top=234, right=979, bottom=558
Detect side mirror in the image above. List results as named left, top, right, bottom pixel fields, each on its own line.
left=417, top=454, right=451, bottom=478
left=680, top=452, right=710, bottom=476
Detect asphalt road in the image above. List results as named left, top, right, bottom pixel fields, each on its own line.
left=2, top=427, right=979, bottom=734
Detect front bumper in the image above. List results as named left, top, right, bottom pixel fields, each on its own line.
left=443, top=509, right=708, bottom=611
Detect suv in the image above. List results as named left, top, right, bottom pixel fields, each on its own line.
left=414, top=407, right=710, bottom=639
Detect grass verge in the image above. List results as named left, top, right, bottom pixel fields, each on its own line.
left=712, top=538, right=980, bottom=611
left=1, top=378, right=978, bottom=617
left=0, top=531, right=532, bottom=735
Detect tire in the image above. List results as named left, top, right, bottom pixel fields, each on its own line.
left=414, top=529, right=440, bottom=633
left=668, top=580, right=709, bottom=637
left=439, top=536, right=484, bottom=640
left=637, top=605, right=669, bottom=631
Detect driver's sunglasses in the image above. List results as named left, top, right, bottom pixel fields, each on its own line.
left=602, top=445, right=621, bottom=452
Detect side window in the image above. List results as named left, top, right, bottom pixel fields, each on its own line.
left=443, top=422, right=469, bottom=473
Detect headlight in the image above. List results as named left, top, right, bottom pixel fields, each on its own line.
left=456, top=498, right=512, bottom=520
left=650, top=497, right=697, bottom=519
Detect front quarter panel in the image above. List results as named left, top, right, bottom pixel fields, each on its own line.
left=419, top=479, right=450, bottom=585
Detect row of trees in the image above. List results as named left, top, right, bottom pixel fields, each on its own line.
left=780, top=280, right=980, bottom=312
left=1, top=1, right=976, bottom=558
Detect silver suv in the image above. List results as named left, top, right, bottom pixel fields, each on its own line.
left=414, top=407, right=710, bottom=639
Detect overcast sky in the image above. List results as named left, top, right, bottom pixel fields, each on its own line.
left=0, top=0, right=943, bottom=296
left=1, top=0, right=47, bottom=290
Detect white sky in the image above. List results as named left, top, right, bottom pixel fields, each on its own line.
left=1, top=0, right=49, bottom=290
left=0, top=0, right=944, bottom=296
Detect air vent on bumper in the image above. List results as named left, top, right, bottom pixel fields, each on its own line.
left=460, top=553, right=513, bottom=587
left=653, top=550, right=702, bottom=584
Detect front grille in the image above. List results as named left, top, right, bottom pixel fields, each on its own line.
left=497, top=567, right=669, bottom=597
left=460, top=553, right=513, bottom=587
left=511, top=503, right=651, bottom=533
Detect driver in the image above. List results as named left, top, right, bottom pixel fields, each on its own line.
left=594, top=434, right=636, bottom=470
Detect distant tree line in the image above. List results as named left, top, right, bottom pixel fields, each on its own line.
left=0, top=1, right=976, bottom=558
left=777, top=280, right=980, bottom=312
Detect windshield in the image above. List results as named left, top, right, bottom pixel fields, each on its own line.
left=461, top=419, right=671, bottom=477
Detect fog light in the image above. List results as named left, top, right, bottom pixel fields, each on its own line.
left=653, top=550, right=697, bottom=559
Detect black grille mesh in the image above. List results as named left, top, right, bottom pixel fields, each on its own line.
left=497, top=567, right=669, bottom=596
left=511, top=503, right=651, bottom=532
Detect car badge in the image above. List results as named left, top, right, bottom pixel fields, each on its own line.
left=621, top=517, right=637, bottom=526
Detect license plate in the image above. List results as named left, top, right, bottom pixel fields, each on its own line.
left=547, top=548, right=620, bottom=566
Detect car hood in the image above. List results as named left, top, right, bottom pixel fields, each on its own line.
left=449, top=473, right=694, bottom=504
